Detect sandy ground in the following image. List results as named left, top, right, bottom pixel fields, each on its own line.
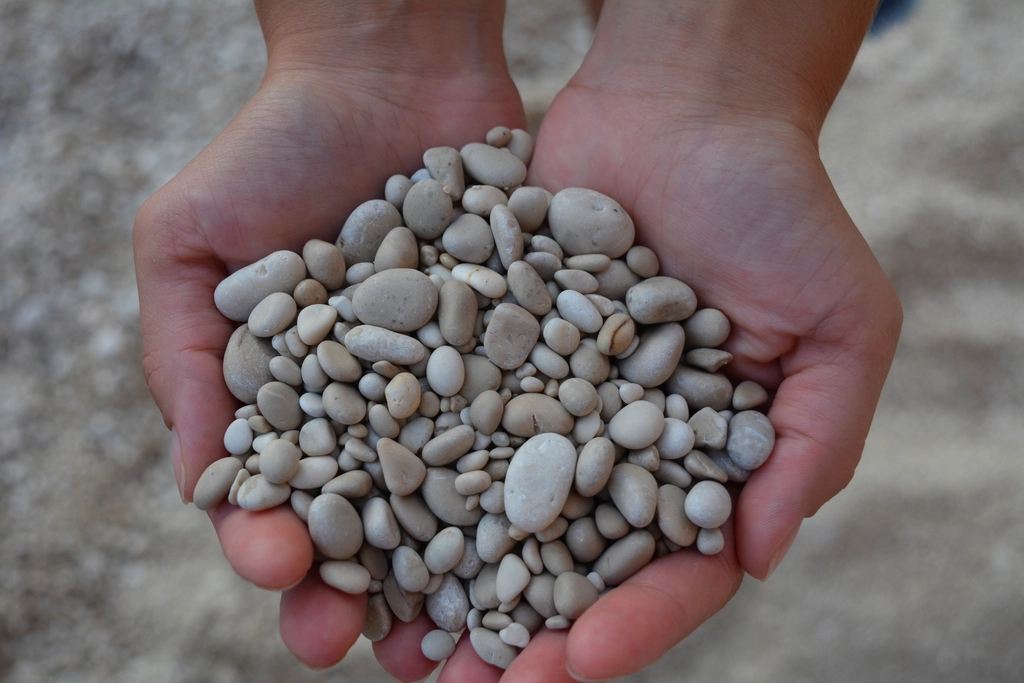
left=1, top=0, right=1022, bottom=681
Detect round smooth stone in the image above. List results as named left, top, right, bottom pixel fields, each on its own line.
left=259, top=438, right=301, bottom=484
left=307, top=494, right=364, bottom=560
left=529, top=343, right=569, bottom=380
left=298, top=417, right=335, bottom=456
left=594, top=259, right=640, bottom=301
left=625, top=245, right=660, bottom=278
left=247, top=291, right=297, bottom=338
left=269, top=356, right=302, bottom=386
left=697, top=527, right=726, bottom=555
left=542, top=318, right=581, bottom=356
left=524, top=251, right=562, bottom=281
left=316, top=341, right=361, bottom=383
left=592, top=530, right=656, bottom=586
left=501, top=394, right=573, bottom=437
left=351, top=269, right=438, bottom=333
left=470, top=390, right=504, bottom=435
left=732, top=380, right=769, bottom=411
left=193, top=457, right=243, bottom=510
left=288, top=456, right=339, bottom=489
left=574, top=437, right=616, bottom=498
left=223, top=325, right=277, bottom=404
left=393, top=546, right=430, bottom=593
left=607, top=400, right=665, bottom=449
left=506, top=260, right=552, bottom=316
left=490, top=204, right=524, bottom=270
left=422, top=468, right=485, bottom=527
left=504, top=433, right=577, bottom=533
left=403, top=178, right=453, bottom=239
left=385, top=174, right=412, bottom=209
left=320, top=560, right=371, bottom=594
left=548, top=188, right=635, bottom=258
left=442, top=213, right=494, bottom=263
left=656, top=417, right=696, bottom=460
left=476, top=513, right=518, bottom=564
left=425, top=345, right=465, bottom=398
left=424, top=527, right=465, bottom=575
left=426, top=574, right=470, bottom=632
left=564, top=253, right=612, bottom=273
left=667, top=366, right=734, bottom=411
left=256, top=382, right=302, bottom=431
left=223, top=418, right=254, bottom=456
left=455, top=470, right=492, bottom=496
left=596, top=313, right=635, bottom=356
left=362, top=497, right=401, bottom=550
left=302, top=238, right=347, bottom=290
left=625, top=277, right=697, bottom=324
left=553, top=570, right=599, bottom=620
left=293, top=278, right=328, bottom=307
left=522, top=572, right=557, bottom=618
left=507, top=129, right=534, bottom=165
left=438, top=279, right=478, bottom=347
left=499, top=622, right=531, bottom=649
left=507, top=186, right=549, bottom=232
left=657, top=485, right=699, bottom=547
left=422, top=425, right=476, bottom=466
left=556, top=289, right=603, bottom=334
left=684, top=480, right=732, bottom=528
left=470, top=627, right=518, bottom=670
left=460, top=143, right=527, bottom=189
left=617, top=322, right=686, bottom=388
left=322, top=381, right=368, bottom=425
left=553, top=268, right=599, bottom=293
left=388, top=492, right=438, bottom=543
left=726, top=410, right=776, bottom=469
left=557, top=378, right=598, bottom=417
left=683, top=308, right=731, bottom=349
left=540, top=541, right=574, bottom=576
left=421, top=630, right=457, bottom=662
left=373, top=226, right=419, bottom=272
left=385, top=372, right=421, bottom=420
left=484, top=303, right=540, bottom=370
left=461, top=184, right=509, bottom=216
left=344, top=325, right=426, bottom=365
left=322, top=470, right=373, bottom=498
left=236, top=474, right=291, bottom=511
left=383, top=571, right=425, bottom=623
left=595, top=503, right=630, bottom=540
left=214, top=250, right=306, bottom=322
left=564, top=517, right=606, bottom=563
left=607, top=463, right=659, bottom=528
left=337, top=199, right=403, bottom=264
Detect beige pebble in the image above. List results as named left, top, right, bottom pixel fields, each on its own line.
left=529, top=343, right=569, bottom=380
left=383, top=571, right=425, bottom=623
left=314, top=340, right=359, bottom=383
left=321, top=382, right=366, bottom=427
left=548, top=188, right=634, bottom=258
left=555, top=289, right=603, bottom=334
left=596, top=313, right=635, bottom=356
left=523, top=251, right=562, bottom=281
left=607, top=400, right=665, bottom=450
left=345, top=325, right=426, bottom=365
left=617, top=322, right=686, bottom=388
left=689, top=407, right=729, bottom=450
left=542, top=317, right=581, bottom=356
left=540, top=541, right=574, bottom=576
left=215, top=250, right=306, bottom=322
left=484, top=610, right=513, bottom=631
left=553, top=570, right=599, bottom=620
left=594, top=259, right=640, bottom=301
left=300, top=353, right=329, bottom=390
left=732, top=380, right=768, bottom=411
left=461, top=143, right=527, bottom=189
left=501, top=393, right=574, bottom=437
left=686, top=348, right=734, bottom=373
left=554, top=269, right=599, bottom=294
left=284, top=326, right=308, bottom=357
left=570, top=339, right=612, bottom=385
left=574, top=437, right=615, bottom=498
left=296, top=303, right=337, bottom=345
left=373, top=226, right=419, bottom=272
left=247, top=291, right=297, bottom=338
left=424, top=146, right=465, bottom=201
left=489, top=205, right=524, bottom=270
left=484, top=303, right=540, bottom=370
left=726, top=410, right=775, bottom=469
left=505, top=262, right=552, bottom=317
left=480, top=481, right=505, bottom=514
left=595, top=502, right=630, bottom=540
left=685, top=480, right=732, bottom=528
left=557, top=377, right=598, bottom=416
left=321, top=470, right=373, bottom=498
left=460, top=355, right=503, bottom=403
left=697, top=527, right=726, bottom=555
left=507, top=187, right=549, bottom=232
left=307, top=494, right=364, bottom=560
left=337, top=199, right=403, bottom=264
left=655, top=417, right=696, bottom=459
left=435, top=279, right=477, bottom=348
left=297, top=417, right=334, bottom=456
left=657, top=484, right=699, bottom=547
left=300, top=239, right=346, bottom=290
left=376, top=437, right=427, bottom=496
left=503, top=433, right=577, bottom=533
left=403, top=178, right=453, bottom=239
left=256, top=381, right=302, bottom=431
left=461, top=184, right=509, bottom=217
left=626, top=277, right=697, bottom=325
left=476, top=512, right=518, bottom=564
left=422, top=425, right=476, bottom=466
left=506, top=129, right=534, bottom=165
left=565, top=517, right=606, bottom=563
left=455, top=470, right=492, bottom=496
left=470, top=390, right=504, bottom=435
left=421, top=629, right=457, bottom=661
left=258, top=438, right=301, bottom=484
left=683, top=449, right=729, bottom=483
left=351, top=269, right=437, bottom=333
left=385, top=174, right=413, bottom=210
left=421, top=468, right=485, bottom=527
left=608, top=463, right=659, bottom=528
left=683, top=308, right=731, bottom=349
left=345, top=261, right=375, bottom=285
left=363, top=593, right=393, bottom=642
left=667, top=366, right=734, bottom=411
left=320, top=560, right=371, bottom=594
left=452, top=263, right=507, bottom=299
left=470, top=627, right=518, bottom=670
left=564, top=254, right=611, bottom=273
left=496, top=553, right=532, bottom=604
left=443, top=213, right=494, bottom=264
left=423, top=527, right=466, bottom=575
left=289, top=456, right=339, bottom=489
left=425, top=345, right=465, bottom=397
left=193, top=457, right=244, bottom=510
left=619, top=382, right=644, bottom=403
left=227, top=469, right=249, bottom=506
left=268, top=356, right=301, bottom=387
left=362, top=497, right=402, bottom=550
left=593, top=530, right=656, bottom=586
left=625, top=245, right=659, bottom=278
left=486, top=126, right=512, bottom=147
left=392, top=546, right=430, bottom=593
left=223, top=418, right=254, bottom=456
left=389, top=492, right=438, bottom=543
left=236, top=474, right=291, bottom=511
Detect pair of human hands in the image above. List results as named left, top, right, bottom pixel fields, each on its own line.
left=133, top=1, right=901, bottom=680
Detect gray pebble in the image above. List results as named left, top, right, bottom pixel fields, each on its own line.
left=593, top=530, right=656, bottom=586
left=422, top=424, right=476, bottom=466
left=489, top=205, right=524, bottom=270
left=247, top=291, right=297, bottom=338
left=461, top=143, right=527, bottom=189
left=506, top=260, right=552, bottom=316
left=223, top=418, right=254, bottom=456
left=421, top=467, right=485, bottom=527
left=256, top=382, right=302, bottom=431
left=421, top=629, right=457, bottom=661
left=475, top=512, right=518, bottom=564
left=548, top=188, right=634, bottom=258
left=303, top=238, right=347, bottom=290
left=684, top=449, right=729, bottom=483
left=424, top=146, right=465, bottom=201
left=389, top=492, right=439, bottom=542
left=608, top=463, right=659, bottom=528
left=709, top=449, right=751, bottom=483
left=594, top=259, right=640, bottom=301
left=689, top=407, right=729, bottom=450
left=625, top=276, right=697, bottom=324
left=307, top=493, right=363, bottom=560
left=383, top=571, right=424, bottom=623
left=393, top=546, right=430, bottom=593
left=726, top=410, right=776, bottom=469
left=351, top=269, right=438, bottom=333
left=484, top=303, right=540, bottom=370
left=223, top=325, right=276, bottom=404
left=565, top=517, right=606, bottom=563
left=362, top=593, right=393, bottom=642
left=403, top=179, right=453, bottom=240
left=288, top=456, right=338, bottom=489
left=652, top=459, right=693, bottom=489
left=344, top=325, right=427, bottom=365
left=193, top=457, right=243, bottom=511
left=496, top=553, right=531, bottom=604
left=667, top=366, right=734, bottom=411
left=258, top=438, right=301, bottom=484
left=321, top=470, right=373, bottom=498
left=684, top=480, right=732, bottom=528
left=337, top=200, right=403, bottom=264
left=504, top=433, right=577, bottom=533
left=376, top=438, right=426, bottom=496
left=553, top=570, right=600, bottom=619
left=607, top=400, right=665, bottom=449
left=361, top=497, right=402, bottom=550
left=442, top=213, right=494, bottom=264
left=236, top=474, right=290, bottom=511
left=686, top=348, right=734, bottom=373
left=657, top=485, right=699, bottom=547
left=507, top=186, right=549, bottom=232
left=470, top=627, right=518, bottom=670
left=214, top=250, right=306, bottom=322
left=522, top=572, right=557, bottom=618
left=697, top=527, right=725, bottom=555
left=683, top=308, right=731, bottom=349
left=320, top=560, right=371, bottom=594
left=499, top=622, right=531, bottom=648
left=373, top=226, right=419, bottom=272
left=617, top=323, right=686, bottom=388
left=424, top=527, right=465, bottom=575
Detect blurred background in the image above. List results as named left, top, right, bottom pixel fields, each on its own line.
left=1, top=0, right=1022, bottom=681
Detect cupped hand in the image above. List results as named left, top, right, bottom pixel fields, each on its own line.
left=133, top=2, right=525, bottom=676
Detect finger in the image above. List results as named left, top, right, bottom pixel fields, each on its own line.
left=501, top=629, right=573, bottom=682
left=438, top=632, right=503, bottom=683
left=371, top=610, right=441, bottom=682
left=279, top=572, right=367, bottom=669
left=209, top=503, right=313, bottom=590
left=736, top=315, right=900, bottom=579
left=564, top=522, right=744, bottom=682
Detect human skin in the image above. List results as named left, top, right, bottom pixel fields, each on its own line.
left=133, top=1, right=901, bottom=681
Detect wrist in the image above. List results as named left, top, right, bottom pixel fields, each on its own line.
left=580, top=0, right=876, bottom=136
left=255, top=0, right=510, bottom=85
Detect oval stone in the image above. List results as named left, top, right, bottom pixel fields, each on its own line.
left=501, top=394, right=574, bottom=437
left=548, top=188, right=634, bottom=258
left=337, top=199, right=403, bottom=264
left=214, top=250, right=306, bottom=322
left=344, top=325, right=426, bottom=365
left=553, top=570, right=599, bottom=620
left=403, top=179, right=453, bottom=240
left=351, top=269, right=438, bottom=333
left=606, top=400, right=665, bottom=450
left=593, top=530, right=656, bottom=586
left=504, top=433, right=577, bottom=533
left=484, top=303, right=540, bottom=370
left=426, top=574, right=470, bottom=633
left=666, top=366, right=734, bottom=411
left=625, top=277, right=697, bottom=324
left=726, top=410, right=776, bottom=469
left=307, top=493, right=364, bottom=560
left=421, top=468, right=485, bottom=527
left=193, top=457, right=243, bottom=511
left=460, top=143, right=527, bottom=189
left=608, top=463, right=659, bottom=528
left=442, top=213, right=494, bottom=264
left=223, top=325, right=276, bottom=404
left=617, top=323, right=685, bottom=388
left=256, top=381, right=302, bottom=431
left=684, top=480, right=732, bottom=528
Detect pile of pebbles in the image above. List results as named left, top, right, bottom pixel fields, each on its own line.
left=195, top=127, right=776, bottom=669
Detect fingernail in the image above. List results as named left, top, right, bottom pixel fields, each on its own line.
left=170, top=427, right=187, bottom=504
left=765, top=519, right=802, bottom=580
left=566, top=663, right=605, bottom=682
